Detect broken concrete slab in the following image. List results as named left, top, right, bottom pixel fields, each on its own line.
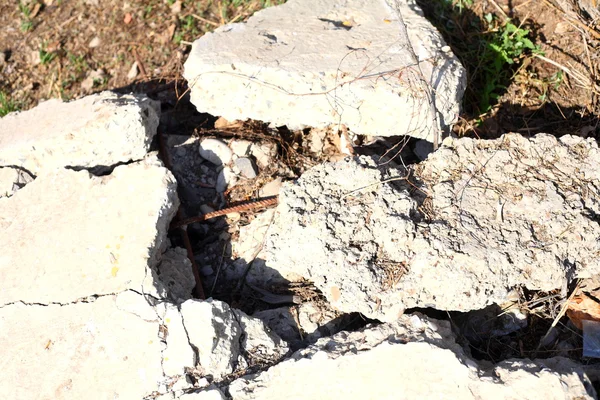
left=183, top=0, right=465, bottom=139
left=0, top=156, right=179, bottom=306
left=0, top=294, right=165, bottom=399
left=227, top=313, right=595, bottom=399
left=0, top=91, right=160, bottom=174
left=180, top=298, right=288, bottom=380
left=262, top=134, right=600, bottom=321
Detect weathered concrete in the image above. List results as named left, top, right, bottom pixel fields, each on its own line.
left=0, top=91, right=159, bottom=174
left=254, top=301, right=347, bottom=346
left=0, top=156, right=178, bottom=306
left=180, top=299, right=289, bottom=380
left=228, top=313, right=595, bottom=399
left=184, top=0, right=465, bottom=139
left=0, top=294, right=164, bottom=399
left=262, top=134, right=600, bottom=321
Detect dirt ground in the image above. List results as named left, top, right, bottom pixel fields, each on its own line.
left=1, top=0, right=598, bottom=139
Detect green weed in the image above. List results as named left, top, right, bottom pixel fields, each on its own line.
left=480, top=15, right=543, bottom=111
left=0, top=92, right=19, bottom=117
left=19, top=2, right=33, bottom=32
left=39, top=47, right=56, bottom=65
left=416, top=0, right=542, bottom=115
left=67, top=53, right=89, bottom=72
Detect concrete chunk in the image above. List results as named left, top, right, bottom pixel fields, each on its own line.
left=0, top=91, right=160, bottom=174
left=180, top=299, right=288, bottom=380
left=228, top=314, right=595, bottom=399
left=0, top=296, right=164, bottom=399
left=183, top=0, right=465, bottom=139
left=263, top=134, right=600, bottom=321
left=0, top=156, right=179, bottom=305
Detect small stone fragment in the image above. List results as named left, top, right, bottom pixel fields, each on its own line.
left=229, top=139, right=252, bottom=157
left=216, top=166, right=237, bottom=192
left=413, top=139, right=433, bottom=161
left=234, top=157, right=258, bottom=179
left=88, top=36, right=101, bottom=48
left=214, top=117, right=243, bottom=129
left=199, top=138, right=233, bottom=165
left=259, top=178, right=283, bottom=197
left=179, top=299, right=288, bottom=380
left=250, top=142, right=277, bottom=169
left=127, top=61, right=139, bottom=80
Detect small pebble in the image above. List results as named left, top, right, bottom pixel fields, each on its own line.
left=259, top=178, right=283, bottom=197
left=201, top=266, right=214, bottom=276
left=234, top=157, right=258, bottom=179
left=250, top=142, right=276, bottom=168
left=88, top=36, right=101, bottom=48
left=229, top=139, right=252, bottom=157
left=127, top=61, right=139, bottom=80
left=216, top=166, right=237, bottom=193
left=199, top=138, right=233, bottom=166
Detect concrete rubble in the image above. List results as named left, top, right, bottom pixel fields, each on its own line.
left=0, top=91, right=159, bottom=174
left=0, top=93, right=289, bottom=399
left=226, top=313, right=595, bottom=399
left=184, top=0, right=465, bottom=139
left=0, top=16, right=597, bottom=398
left=262, top=134, right=600, bottom=321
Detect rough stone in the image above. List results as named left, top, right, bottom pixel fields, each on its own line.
left=0, top=166, right=34, bottom=198
left=253, top=301, right=346, bottom=346
left=0, top=156, right=179, bottom=305
left=198, top=138, right=233, bottom=166
left=183, top=0, right=465, bottom=139
left=263, top=134, right=600, bottom=321
left=216, top=165, right=237, bottom=192
left=234, top=157, right=258, bottom=179
left=179, top=298, right=288, bottom=380
left=180, top=299, right=242, bottom=379
left=233, top=309, right=289, bottom=362
left=250, top=142, right=277, bottom=169
left=228, top=313, right=595, bottom=399
left=155, top=247, right=196, bottom=302
left=259, top=178, right=283, bottom=197
left=230, top=139, right=252, bottom=157
left=0, top=91, right=160, bottom=174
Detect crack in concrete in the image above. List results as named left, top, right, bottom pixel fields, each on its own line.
left=179, top=307, right=200, bottom=369
left=0, top=292, right=121, bottom=309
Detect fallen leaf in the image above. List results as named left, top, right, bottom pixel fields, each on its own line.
left=30, top=2, right=42, bottom=18
left=165, top=23, right=176, bottom=43
left=566, top=293, right=600, bottom=330
left=123, top=12, right=132, bottom=24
